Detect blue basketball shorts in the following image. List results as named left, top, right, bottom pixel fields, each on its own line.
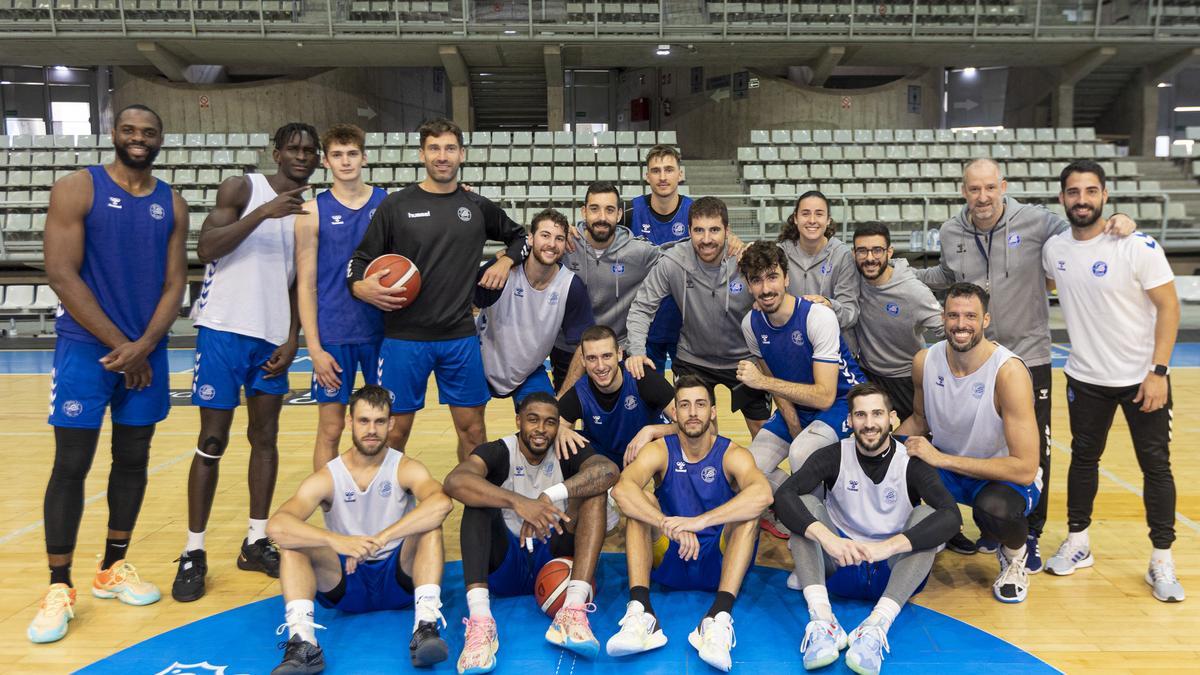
left=311, top=341, right=382, bottom=405
left=938, top=468, right=1041, bottom=517
left=316, top=544, right=414, bottom=613
left=48, top=336, right=170, bottom=429
left=191, top=326, right=289, bottom=408
left=377, top=336, right=490, bottom=413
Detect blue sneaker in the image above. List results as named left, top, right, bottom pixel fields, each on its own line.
left=975, top=537, right=999, bottom=554
left=800, top=619, right=847, bottom=670
left=846, top=622, right=890, bottom=675
left=1025, top=534, right=1044, bottom=574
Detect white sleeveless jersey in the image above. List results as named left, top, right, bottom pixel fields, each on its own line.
left=922, top=340, right=1019, bottom=460
left=194, top=173, right=296, bottom=345
left=827, top=438, right=914, bottom=542
left=498, top=435, right=568, bottom=537
left=323, top=449, right=413, bottom=560
left=477, top=264, right=576, bottom=395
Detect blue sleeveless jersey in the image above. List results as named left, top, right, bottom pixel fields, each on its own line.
left=750, top=297, right=864, bottom=414
left=655, top=434, right=735, bottom=541
left=629, top=194, right=692, bottom=343
left=316, top=187, right=388, bottom=345
left=55, top=166, right=175, bottom=346
left=576, top=366, right=665, bottom=464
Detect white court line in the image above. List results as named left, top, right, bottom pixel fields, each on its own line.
left=1048, top=437, right=1200, bottom=534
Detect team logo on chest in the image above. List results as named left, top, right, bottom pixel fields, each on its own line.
left=457, top=207, right=472, bottom=222
left=972, top=383, right=986, bottom=399
left=107, top=196, right=122, bottom=209
left=343, top=490, right=357, bottom=502
left=1007, top=233, right=1021, bottom=248
left=820, top=261, right=832, bottom=275
left=641, top=223, right=652, bottom=234
left=884, top=488, right=898, bottom=504
left=700, top=466, right=717, bottom=484
left=624, top=395, right=638, bottom=410
left=886, top=302, right=901, bottom=317
left=791, top=330, right=804, bottom=346
left=729, top=281, right=744, bottom=294
left=760, top=334, right=770, bottom=345
left=1056, top=260, right=1066, bottom=271
left=542, top=462, right=555, bottom=477
left=514, top=465, right=525, bottom=477
left=671, top=222, right=685, bottom=236
left=149, top=203, right=165, bottom=220
left=330, top=214, right=343, bottom=225
left=674, top=460, right=687, bottom=473
left=847, top=479, right=860, bottom=492
left=514, top=286, right=525, bottom=298
left=379, top=481, right=393, bottom=498
left=612, top=263, right=625, bottom=275
left=549, top=291, right=560, bottom=305
left=1092, top=261, right=1108, bottom=277
left=593, top=415, right=602, bottom=425
left=935, top=376, right=945, bottom=387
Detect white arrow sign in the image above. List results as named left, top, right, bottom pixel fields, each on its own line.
left=357, top=106, right=377, bottom=120
left=710, top=89, right=730, bottom=102
left=953, top=99, right=979, bottom=111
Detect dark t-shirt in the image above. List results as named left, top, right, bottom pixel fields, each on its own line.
left=558, top=365, right=675, bottom=423
left=472, top=437, right=595, bottom=486
left=347, top=184, right=527, bottom=341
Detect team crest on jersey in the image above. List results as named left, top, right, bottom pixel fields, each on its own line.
left=671, top=222, right=685, bottom=236
left=674, top=461, right=687, bottom=473
left=549, top=291, right=560, bottom=305
left=612, top=263, right=625, bottom=275
left=542, top=462, right=555, bottom=477
left=847, top=479, right=860, bottom=492
left=62, top=400, right=83, bottom=418
left=379, top=481, right=393, bottom=498
left=791, top=330, right=804, bottom=346
left=1092, top=261, right=1108, bottom=277
left=884, top=488, right=898, bottom=504
left=343, top=490, right=357, bottom=502
left=593, top=415, right=602, bottom=425
left=700, top=466, right=717, bottom=484
left=457, top=207, right=472, bottom=222
left=972, top=383, right=986, bottom=399
left=198, top=384, right=216, bottom=401
left=728, top=281, right=744, bottom=294
left=820, top=261, right=832, bottom=275
left=1056, top=260, right=1066, bottom=271
left=886, top=302, right=900, bottom=316
left=624, top=395, right=638, bottom=411
left=331, top=214, right=343, bottom=225
left=149, top=203, right=165, bottom=220
left=1007, top=233, right=1021, bottom=248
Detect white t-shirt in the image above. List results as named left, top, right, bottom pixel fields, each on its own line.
left=1043, top=230, right=1174, bottom=387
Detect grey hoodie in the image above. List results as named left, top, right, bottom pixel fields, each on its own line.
left=854, top=259, right=945, bottom=377
left=780, top=237, right=860, bottom=330
left=557, top=222, right=662, bottom=351
left=626, top=242, right=755, bottom=370
left=913, top=196, right=1066, bottom=367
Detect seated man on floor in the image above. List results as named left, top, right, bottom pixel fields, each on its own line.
left=607, top=375, right=773, bottom=672
left=443, top=392, right=619, bottom=674
left=774, top=382, right=961, bottom=675
left=266, top=385, right=452, bottom=674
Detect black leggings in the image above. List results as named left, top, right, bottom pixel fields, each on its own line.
left=45, top=424, right=155, bottom=555
left=971, top=482, right=1030, bottom=550
left=460, top=505, right=575, bottom=586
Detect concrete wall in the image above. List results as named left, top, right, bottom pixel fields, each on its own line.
left=1003, top=67, right=1054, bottom=128
left=112, top=67, right=449, bottom=133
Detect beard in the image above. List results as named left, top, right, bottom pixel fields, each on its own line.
left=948, top=329, right=984, bottom=353
left=680, top=416, right=713, bottom=439
left=519, top=429, right=553, bottom=456
left=853, top=424, right=891, bottom=453
left=533, top=247, right=562, bottom=266
left=114, top=142, right=160, bottom=170
left=857, top=259, right=886, bottom=280
left=351, top=434, right=386, bottom=457
left=1066, top=203, right=1103, bottom=229
left=587, top=220, right=615, bottom=243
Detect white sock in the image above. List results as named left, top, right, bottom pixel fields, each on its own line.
left=413, top=584, right=442, bottom=630
left=186, top=530, right=206, bottom=553
left=866, top=597, right=901, bottom=633
left=466, top=587, right=492, bottom=620
left=247, top=518, right=269, bottom=544
left=802, top=585, right=834, bottom=623
left=564, top=580, right=592, bottom=608
left=1067, top=529, right=1089, bottom=548
left=1002, top=544, right=1027, bottom=562
left=285, top=599, right=317, bottom=645
left=1151, top=548, right=1173, bottom=565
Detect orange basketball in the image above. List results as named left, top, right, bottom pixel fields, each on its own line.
left=534, top=557, right=574, bottom=616
left=364, top=254, right=421, bottom=308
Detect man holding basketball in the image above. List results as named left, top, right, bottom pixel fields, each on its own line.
left=295, top=123, right=389, bottom=470
left=175, top=122, right=320, bottom=603
left=443, top=392, right=618, bottom=673
left=348, top=117, right=527, bottom=462
left=608, top=376, right=773, bottom=672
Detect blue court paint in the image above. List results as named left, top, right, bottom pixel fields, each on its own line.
left=79, top=554, right=1055, bottom=675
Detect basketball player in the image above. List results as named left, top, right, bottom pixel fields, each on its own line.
left=626, top=146, right=745, bottom=373
left=174, top=122, right=319, bottom=602
left=626, top=197, right=770, bottom=436
left=444, top=392, right=618, bottom=672
left=267, top=386, right=451, bottom=674
left=914, top=158, right=1135, bottom=563
left=553, top=181, right=662, bottom=389
left=896, top=283, right=1041, bottom=603
left=775, top=383, right=960, bottom=674
left=30, top=105, right=187, bottom=644
left=778, top=190, right=859, bottom=331
left=736, top=241, right=865, bottom=539
left=1042, top=161, right=1183, bottom=602
left=607, top=376, right=772, bottom=672
left=851, top=223, right=943, bottom=423
left=556, top=325, right=676, bottom=466
left=475, top=209, right=594, bottom=407
left=348, top=117, right=528, bottom=462
left=295, top=124, right=388, bottom=470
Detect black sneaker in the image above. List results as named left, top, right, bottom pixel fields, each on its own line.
left=238, top=537, right=281, bottom=578
left=272, top=634, right=325, bottom=675
left=976, top=536, right=1000, bottom=554
left=947, top=532, right=976, bottom=555
left=172, top=549, right=207, bottom=602
left=409, top=620, right=449, bottom=667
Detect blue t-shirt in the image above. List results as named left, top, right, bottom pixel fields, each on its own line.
left=316, top=187, right=388, bottom=345
left=575, top=366, right=669, bottom=464
left=655, top=434, right=735, bottom=541
left=56, top=165, right=175, bottom=346
left=628, top=194, right=692, bottom=344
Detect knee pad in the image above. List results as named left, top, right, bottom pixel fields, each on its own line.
left=195, top=436, right=227, bottom=466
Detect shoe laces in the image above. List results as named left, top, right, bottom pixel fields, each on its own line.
left=102, top=559, right=142, bottom=586
left=617, top=605, right=655, bottom=635
left=41, top=586, right=75, bottom=618
left=996, top=549, right=1029, bottom=587
left=274, top=619, right=327, bottom=650
left=853, top=623, right=891, bottom=657
left=557, top=602, right=596, bottom=630
left=462, top=616, right=496, bottom=651
left=800, top=620, right=838, bottom=652
left=415, top=597, right=447, bottom=629
left=1053, top=539, right=1085, bottom=560
left=1150, top=559, right=1179, bottom=584
left=701, top=615, right=735, bottom=650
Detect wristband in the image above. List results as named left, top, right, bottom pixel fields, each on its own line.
left=542, top=482, right=569, bottom=503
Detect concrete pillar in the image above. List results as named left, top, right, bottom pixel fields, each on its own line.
left=438, top=45, right=473, bottom=131
left=545, top=46, right=564, bottom=131
left=1129, top=76, right=1158, bottom=156
left=1052, top=83, right=1074, bottom=128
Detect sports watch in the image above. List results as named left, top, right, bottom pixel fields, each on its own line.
left=1152, top=364, right=1169, bottom=377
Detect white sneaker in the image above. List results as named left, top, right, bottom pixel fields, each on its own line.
left=800, top=619, right=847, bottom=670
left=1146, top=560, right=1186, bottom=603
left=605, top=601, right=668, bottom=657
left=1045, top=538, right=1094, bottom=576
left=845, top=621, right=890, bottom=675
left=688, top=611, right=735, bottom=672
left=993, top=549, right=1029, bottom=604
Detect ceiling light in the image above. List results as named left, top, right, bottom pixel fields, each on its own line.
left=1175, top=106, right=1200, bottom=112
left=503, top=30, right=516, bottom=34
left=1158, top=82, right=1172, bottom=88
left=962, top=67, right=977, bottom=76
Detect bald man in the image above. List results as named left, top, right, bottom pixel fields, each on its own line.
left=913, top=158, right=1136, bottom=568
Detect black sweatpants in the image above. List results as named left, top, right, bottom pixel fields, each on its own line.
left=1065, top=375, right=1175, bottom=549
left=1028, top=364, right=1052, bottom=537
